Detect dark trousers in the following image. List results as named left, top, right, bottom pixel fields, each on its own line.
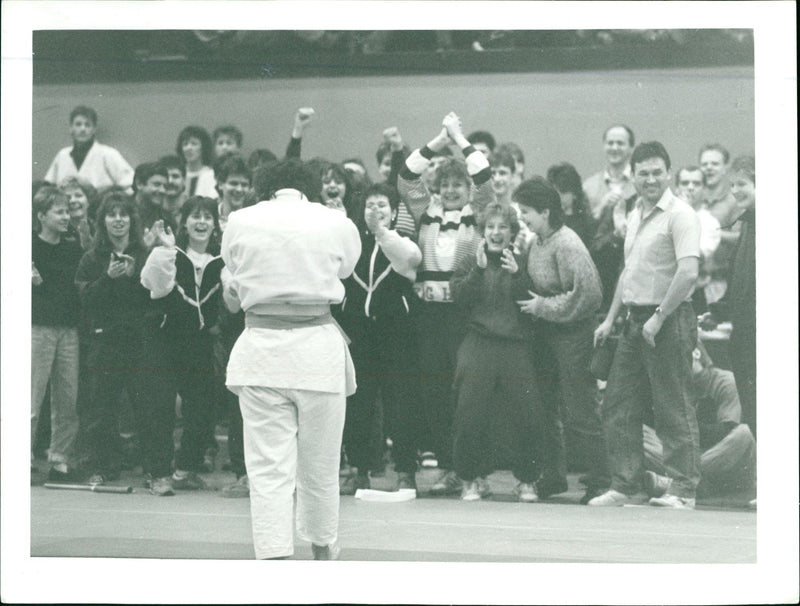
left=415, top=302, right=467, bottom=470
left=80, top=326, right=146, bottom=476
left=533, top=319, right=610, bottom=491
left=225, top=387, right=246, bottom=477
left=139, top=323, right=216, bottom=477
left=214, top=312, right=246, bottom=477
left=343, top=315, right=422, bottom=475
left=730, top=324, right=756, bottom=438
left=453, top=332, right=540, bottom=483
left=603, top=302, right=701, bottom=498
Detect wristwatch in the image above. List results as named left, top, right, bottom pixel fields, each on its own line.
left=654, top=306, right=664, bottom=317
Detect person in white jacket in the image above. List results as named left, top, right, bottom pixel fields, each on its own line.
left=221, top=158, right=361, bottom=560
left=45, top=105, right=134, bottom=194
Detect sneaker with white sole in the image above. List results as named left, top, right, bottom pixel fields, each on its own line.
left=461, top=480, right=481, bottom=501
left=587, top=488, right=646, bottom=507
left=221, top=474, right=250, bottom=498
left=514, top=482, right=538, bottom=503
left=644, top=470, right=672, bottom=498
left=648, top=494, right=695, bottom=509
left=429, top=469, right=461, bottom=495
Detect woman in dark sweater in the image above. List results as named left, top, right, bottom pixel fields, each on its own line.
left=32, top=186, right=84, bottom=482
left=140, top=196, right=225, bottom=496
left=449, top=202, right=542, bottom=503
left=74, top=191, right=150, bottom=484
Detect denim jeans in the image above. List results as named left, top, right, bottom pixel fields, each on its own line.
left=31, top=325, right=80, bottom=465
left=603, top=302, right=700, bottom=497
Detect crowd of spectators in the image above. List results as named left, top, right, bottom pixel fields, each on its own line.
left=31, top=102, right=756, bottom=510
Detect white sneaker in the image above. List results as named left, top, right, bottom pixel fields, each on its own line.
left=461, top=480, right=481, bottom=501
left=587, top=489, right=644, bottom=507
left=648, top=494, right=696, bottom=509
left=514, top=482, right=538, bottom=503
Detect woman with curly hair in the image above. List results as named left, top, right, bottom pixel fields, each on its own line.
left=176, top=125, right=218, bottom=199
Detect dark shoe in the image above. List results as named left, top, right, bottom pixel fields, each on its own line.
left=537, top=477, right=569, bottom=499
left=644, top=470, right=672, bottom=498
left=201, top=447, right=217, bottom=473
left=396, top=471, right=417, bottom=490
left=47, top=467, right=81, bottom=483
left=172, top=471, right=208, bottom=490
left=430, top=470, right=461, bottom=496
left=340, top=472, right=369, bottom=495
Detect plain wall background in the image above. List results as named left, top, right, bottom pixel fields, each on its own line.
left=33, top=65, right=754, bottom=183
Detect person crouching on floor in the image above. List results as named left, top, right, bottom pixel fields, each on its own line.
left=449, top=202, right=542, bottom=502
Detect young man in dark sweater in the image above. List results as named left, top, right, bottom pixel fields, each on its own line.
left=32, top=186, right=84, bottom=482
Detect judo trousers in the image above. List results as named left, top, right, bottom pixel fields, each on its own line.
left=238, top=385, right=346, bottom=559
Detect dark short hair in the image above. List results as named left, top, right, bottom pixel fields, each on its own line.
left=478, top=201, right=520, bottom=238
left=603, top=124, right=635, bottom=147
left=490, top=150, right=516, bottom=174
left=495, top=142, right=525, bottom=168
left=364, top=182, right=400, bottom=212
left=699, top=143, right=730, bottom=165
left=176, top=196, right=222, bottom=255
left=133, top=162, right=169, bottom=193
left=253, top=158, right=316, bottom=201
left=546, top=162, right=590, bottom=216
left=247, top=148, right=278, bottom=171
left=675, top=165, right=702, bottom=186
left=730, top=154, right=755, bottom=185
left=467, top=130, right=496, bottom=153
left=33, top=185, right=69, bottom=233
left=70, top=105, right=97, bottom=126
left=212, top=125, right=244, bottom=149
left=215, top=154, right=251, bottom=185
left=433, top=158, right=470, bottom=191
left=176, top=125, right=214, bottom=166
left=513, top=177, right=565, bottom=229
left=631, top=141, right=671, bottom=173
left=158, top=155, right=186, bottom=177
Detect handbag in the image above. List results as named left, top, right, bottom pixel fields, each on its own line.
left=590, top=334, right=619, bottom=381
